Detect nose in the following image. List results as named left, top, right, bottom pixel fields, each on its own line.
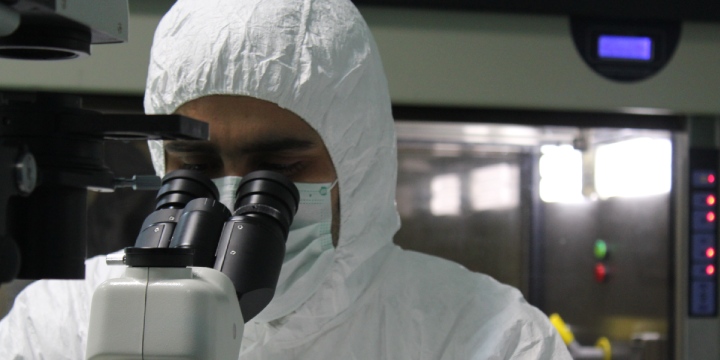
left=220, top=157, right=254, bottom=178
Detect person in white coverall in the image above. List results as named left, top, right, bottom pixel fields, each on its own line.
left=0, top=0, right=572, bottom=358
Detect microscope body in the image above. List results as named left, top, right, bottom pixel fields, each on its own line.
left=86, top=265, right=243, bottom=360
left=86, top=170, right=300, bottom=359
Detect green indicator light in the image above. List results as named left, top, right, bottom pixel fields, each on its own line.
left=594, top=239, right=608, bottom=260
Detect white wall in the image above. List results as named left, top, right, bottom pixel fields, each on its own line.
left=364, top=8, right=720, bottom=115
left=1, top=2, right=719, bottom=114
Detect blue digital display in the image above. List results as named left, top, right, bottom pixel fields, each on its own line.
left=598, top=35, right=653, bottom=61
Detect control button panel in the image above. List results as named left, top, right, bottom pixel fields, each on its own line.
left=689, top=149, right=719, bottom=317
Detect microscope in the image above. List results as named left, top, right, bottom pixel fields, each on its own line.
left=1, top=2, right=298, bottom=358
left=87, top=169, right=299, bottom=360
left=0, top=0, right=204, bottom=283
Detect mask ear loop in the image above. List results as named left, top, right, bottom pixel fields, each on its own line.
left=328, top=178, right=339, bottom=190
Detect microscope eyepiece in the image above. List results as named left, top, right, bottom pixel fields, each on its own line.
left=135, top=170, right=226, bottom=256
left=154, top=169, right=219, bottom=210
left=233, top=170, right=300, bottom=236
left=216, top=170, right=300, bottom=322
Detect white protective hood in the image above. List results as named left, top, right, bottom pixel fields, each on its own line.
left=145, top=0, right=400, bottom=335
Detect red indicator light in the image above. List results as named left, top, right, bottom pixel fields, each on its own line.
left=706, top=265, right=716, bottom=276
left=708, top=195, right=717, bottom=206
left=708, top=247, right=717, bottom=258
left=707, top=212, right=716, bottom=222
left=710, top=174, right=717, bottom=184
left=594, top=263, right=608, bottom=283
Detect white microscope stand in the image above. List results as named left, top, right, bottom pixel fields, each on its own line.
left=86, top=266, right=243, bottom=360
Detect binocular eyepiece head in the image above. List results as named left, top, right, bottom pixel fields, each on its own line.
left=133, top=169, right=300, bottom=322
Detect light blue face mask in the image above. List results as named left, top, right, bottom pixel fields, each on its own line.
left=211, top=175, right=338, bottom=322
left=211, top=176, right=337, bottom=232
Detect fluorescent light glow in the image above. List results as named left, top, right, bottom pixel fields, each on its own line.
left=470, top=163, right=519, bottom=211
left=617, top=107, right=674, bottom=116
left=594, top=138, right=671, bottom=199
left=431, top=173, right=461, bottom=216
left=539, top=145, right=584, bottom=203
left=432, top=143, right=463, bottom=157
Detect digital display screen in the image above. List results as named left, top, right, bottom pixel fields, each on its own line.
left=597, top=35, right=653, bottom=61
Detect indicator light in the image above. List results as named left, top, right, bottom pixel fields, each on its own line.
left=707, top=212, right=716, bottom=222
left=594, top=263, right=608, bottom=283
left=710, top=174, right=716, bottom=184
left=707, top=247, right=716, bottom=258
left=708, top=195, right=717, bottom=206
left=594, top=239, right=608, bottom=260
left=706, top=265, right=716, bottom=276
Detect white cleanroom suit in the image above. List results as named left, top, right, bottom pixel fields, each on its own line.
left=0, top=0, right=571, bottom=358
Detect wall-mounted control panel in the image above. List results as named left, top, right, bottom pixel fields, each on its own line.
left=689, top=148, right=719, bottom=317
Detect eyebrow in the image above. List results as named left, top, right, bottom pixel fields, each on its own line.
left=165, top=141, right=218, bottom=154
left=165, top=137, right=317, bottom=155
left=240, top=137, right=316, bottom=153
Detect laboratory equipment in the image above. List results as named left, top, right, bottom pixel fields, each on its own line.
left=390, top=108, right=718, bottom=360
left=0, top=0, right=128, bottom=60
left=87, top=170, right=299, bottom=359
left=0, top=0, right=210, bottom=284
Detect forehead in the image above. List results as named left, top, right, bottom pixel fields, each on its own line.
left=175, top=95, right=323, bottom=150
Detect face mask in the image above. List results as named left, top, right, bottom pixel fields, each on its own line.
left=211, top=175, right=337, bottom=322
left=211, top=176, right=336, bottom=231
left=212, top=176, right=244, bottom=211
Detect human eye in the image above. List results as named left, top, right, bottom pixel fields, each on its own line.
left=167, top=153, right=223, bottom=177
left=164, top=141, right=224, bottom=177
left=180, top=162, right=216, bottom=172
left=258, top=160, right=307, bottom=177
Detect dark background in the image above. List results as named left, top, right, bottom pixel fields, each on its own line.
left=353, top=0, right=720, bottom=23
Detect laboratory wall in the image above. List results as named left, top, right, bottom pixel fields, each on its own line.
left=0, top=2, right=719, bottom=114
